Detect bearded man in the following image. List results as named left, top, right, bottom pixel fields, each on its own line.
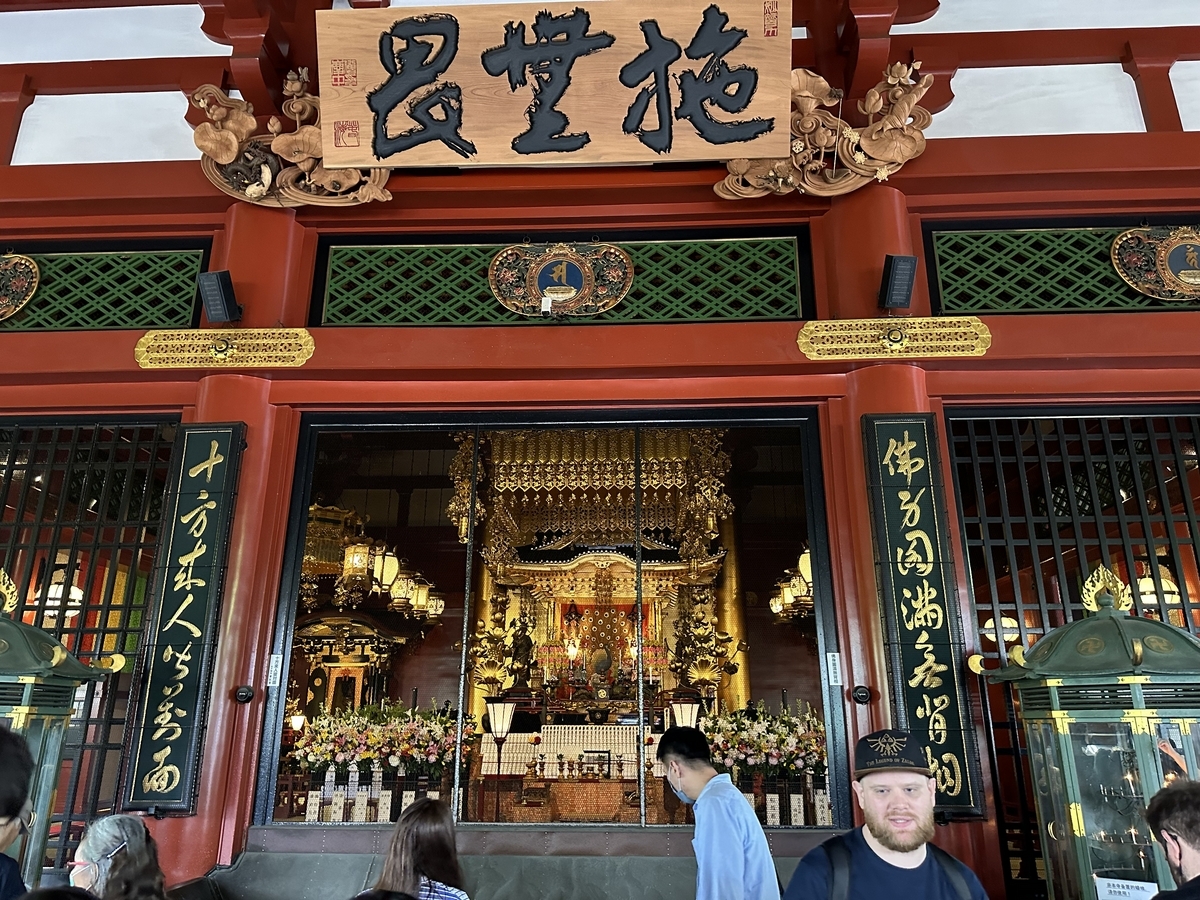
left=783, top=729, right=988, bottom=900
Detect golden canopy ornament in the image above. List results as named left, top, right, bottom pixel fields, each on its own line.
left=715, top=62, right=934, bottom=200
left=192, top=69, right=391, bottom=208
left=1081, top=565, right=1134, bottom=613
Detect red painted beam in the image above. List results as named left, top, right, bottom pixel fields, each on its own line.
left=890, top=26, right=1200, bottom=68
left=0, top=57, right=230, bottom=94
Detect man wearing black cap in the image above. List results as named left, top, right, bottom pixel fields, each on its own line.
left=783, top=729, right=987, bottom=900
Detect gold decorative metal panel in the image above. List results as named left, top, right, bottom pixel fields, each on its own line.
left=796, top=316, right=990, bottom=361
left=134, top=328, right=315, bottom=369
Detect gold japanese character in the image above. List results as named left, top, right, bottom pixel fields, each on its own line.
left=162, top=643, right=192, bottom=681
left=162, top=595, right=202, bottom=639
left=152, top=699, right=187, bottom=741
left=883, top=431, right=925, bottom=486
left=179, top=491, right=216, bottom=539
left=896, top=529, right=934, bottom=576
left=914, top=692, right=950, bottom=744
left=897, top=488, right=925, bottom=528
left=908, top=630, right=949, bottom=689
left=188, top=440, right=226, bottom=483
left=173, top=539, right=208, bottom=593
left=142, top=745, right=181, bottom=795
left=901, top=580, right=943, bottom=632
left=925, top=746, right=963, bottom=797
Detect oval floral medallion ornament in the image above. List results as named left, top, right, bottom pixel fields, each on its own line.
left=0, top=253, right=39, bottom=321
left=489, top=243, right=634, bottom=317
left=1111, top=225, right=1200, bottom=301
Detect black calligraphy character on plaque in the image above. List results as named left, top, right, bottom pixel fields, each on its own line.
left=675, top=4, right=773, bottom=145
left=367, top=14, right=477, bottom=160
left=619, top=21, right=682, bottom=153
left=481, top=8, right=615, bottom=154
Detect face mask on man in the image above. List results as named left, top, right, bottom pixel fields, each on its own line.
left=667, top=764, right=693, bottom=805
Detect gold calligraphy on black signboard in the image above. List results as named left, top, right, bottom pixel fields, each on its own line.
left=123, top=424, right=244, bottom=812
left=864, top=415, right=980, bottom=813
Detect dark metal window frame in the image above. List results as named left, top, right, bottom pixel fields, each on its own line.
left=0, top=416, right=179, bottom=870
left=945, top=403, right=1200, bottom=899
left=253, top=406, right=849, bottom=829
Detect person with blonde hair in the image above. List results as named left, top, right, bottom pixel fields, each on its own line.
left=68, top=815, right=164, bottom=900
left=357, top=798, right=468, bottom=900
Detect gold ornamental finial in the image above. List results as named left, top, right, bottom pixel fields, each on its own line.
left=0, top=568, right=17, bottom=614
left=1081, top=565, right=1133, bottom=612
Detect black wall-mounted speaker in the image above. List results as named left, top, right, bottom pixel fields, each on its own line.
left=197, top=270, right=242, bottom=323
left=878, top=254, right=918, bottom=309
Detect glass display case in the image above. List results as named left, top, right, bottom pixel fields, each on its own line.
left=0, top=612, right=104, bottom=888
left=992, top=567, right=1200, bottom=900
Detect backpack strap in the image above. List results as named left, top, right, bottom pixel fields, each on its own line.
left=822, top=834, right=852, bottom=900
left=928, top=844, right=973, bottom=900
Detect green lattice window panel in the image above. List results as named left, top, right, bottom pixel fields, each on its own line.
left=320, top=238, right=800, bottom=325
left=931, top=228, right=1200, bottom=314
left=1, top=250, right=203, bottom=330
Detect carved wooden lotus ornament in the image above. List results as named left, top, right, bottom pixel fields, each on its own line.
left=192, top=69, right=392, bottom=208
left=716, top=62, right=934, bottom=200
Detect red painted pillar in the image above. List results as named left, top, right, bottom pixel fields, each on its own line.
left=819, top=185, right=928, bottom=320
left=817, top=186, right=1003, bottom=896
left=206, top=204, right=313, bottom=329
left=0, top=72, right=33, bottom=167
left=151, top=374, right=299, bottom=886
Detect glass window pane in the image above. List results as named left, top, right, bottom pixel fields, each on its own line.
left=1067, top=721, right=1158, bottom=885
left=272, top=421, right=836, bottom=829
left=275, top=431, right=470, bottom=824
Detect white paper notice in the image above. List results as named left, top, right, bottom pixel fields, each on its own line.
left=742, top=792, right=756, bottom=810
left=814, top=790, right=832, bottom=826
left=352, top=788, right=370, bottom=822
left=1095, top=877, right=1159, bottom=900
left=766, top=794, right=781, bottom=826
left=427, top=790, right=440, bottom=800
left=305, top=790, right=322, bottom=823
left=377, top=790, right=393, bottom=823
left=402, top=790, right=416, bottom=812
left=330, top=790, right=346, bottom=823
left=790, top=795, right=805, bottom=826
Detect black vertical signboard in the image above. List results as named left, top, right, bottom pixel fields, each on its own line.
left=863, top=414, right=981, bottom=814
left=123, top=423, right=245, bottom=813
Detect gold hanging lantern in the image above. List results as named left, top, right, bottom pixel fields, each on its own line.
left=773, top=548, right=814, bottom=619
left=427, top=589, right=446, bottom=619
left=334, top=538, right=374, bottom=609
left=387, top=558, right=418, bottom=611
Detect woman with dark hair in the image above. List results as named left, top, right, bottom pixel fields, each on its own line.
left=68, top=815, right=165, bottom=900
left=357, top=798, right=469, bottom=900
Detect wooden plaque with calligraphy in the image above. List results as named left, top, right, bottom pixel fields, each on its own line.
left=862, top=414, right=982, bottom=814
left=122, top=424, right=245, bottom=813
left=316, top=0, right=790, bottom=169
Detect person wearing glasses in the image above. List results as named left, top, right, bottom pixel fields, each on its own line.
left=0, top=728, right=35, bottom=900
left=68, top=815, right=165, bottom=900
left=1146, top=780, right=1200, bottom=899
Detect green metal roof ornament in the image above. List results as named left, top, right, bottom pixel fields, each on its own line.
left=0, top=567, right=105, bottom=681
left=991, top=564, right=1200, bottom=682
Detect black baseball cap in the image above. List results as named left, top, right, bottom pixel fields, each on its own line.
left=854, top=729, right=932, bottom=779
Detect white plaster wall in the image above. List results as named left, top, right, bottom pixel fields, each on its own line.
left=0, top=4, right=225, bottom=64
left=10, top=92, right=200, bottom=165
left=893, top=0, right=1200, bottom=33
left=1172, top=61, right=1200, bottom=132
left=924, top=64, right=1146, bottom=138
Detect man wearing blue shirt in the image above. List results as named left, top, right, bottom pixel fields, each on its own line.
left=783, top=729, right=988, bottom=900
left=657, top=726, right=780, bottom=900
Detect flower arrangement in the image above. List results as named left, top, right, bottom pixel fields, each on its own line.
left=292, top=702, right=476, bottom=777
left=700, top=700, right=827, bottom=779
